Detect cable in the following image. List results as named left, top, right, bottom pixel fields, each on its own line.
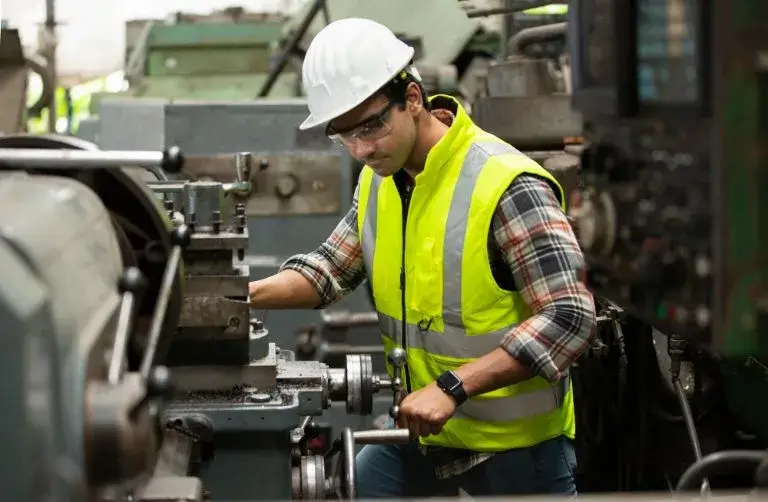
left=676, top=450, right=765, bottom=491
left=667, top=333, right=709, bottom=493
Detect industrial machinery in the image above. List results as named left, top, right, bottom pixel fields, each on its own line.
left=565, top=0, right=768, bottom=493
left=467, top=3, right=581, bottom=198
left=0, top=135, right=414, bottom=501
left=118, top=10, right=298, bottom=102
left=0, top=27, right=53, bottom=133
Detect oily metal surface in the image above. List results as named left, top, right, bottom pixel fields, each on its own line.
left=181, top=151, right=344, bottom=216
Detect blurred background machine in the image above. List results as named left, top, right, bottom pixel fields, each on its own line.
left=0, top=135, right=410, bottom=501
left=566, top=0, right=768, bottom=493
left=0, top=26, right=54, bottom=134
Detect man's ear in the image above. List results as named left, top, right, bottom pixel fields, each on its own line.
left=405, top=82, right=423, bottom=116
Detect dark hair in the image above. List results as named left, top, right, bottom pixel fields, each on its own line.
left=377, top=62, right=431, bottom=111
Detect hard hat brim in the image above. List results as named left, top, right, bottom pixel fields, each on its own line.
left=297, top=46, right=415, bottom=131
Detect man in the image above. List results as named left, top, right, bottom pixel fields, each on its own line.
left=248, top=17, right=596, bottom=498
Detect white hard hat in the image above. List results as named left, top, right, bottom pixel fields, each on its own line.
left=299, top=18, right=415, bottom=130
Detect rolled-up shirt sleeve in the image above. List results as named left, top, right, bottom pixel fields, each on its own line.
left=280, top=184, right=367, bottom=309
left=493, top=175, right=596, bottom=381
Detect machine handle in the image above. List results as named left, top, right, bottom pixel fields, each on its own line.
left=108, top=267, right=147, bottom=384
left=139, top=225, right=191, bottom=378
left=337, top=427, right=411, bottom=499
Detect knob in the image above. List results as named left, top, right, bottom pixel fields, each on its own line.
left=161, top=146, right=184, bottom=173
left=275, top=174, right=299, bottom=198
left=304, top=420, right=321, bottom=439
left=388, top=348, right=406, bottom=366
left=118, top=267, right=147, bottom=294
left=170, top=224, right=192, bottom=247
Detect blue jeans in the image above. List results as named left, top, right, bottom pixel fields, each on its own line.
left=355, top=435, right=577, bottom=498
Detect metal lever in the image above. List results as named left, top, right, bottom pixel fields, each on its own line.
left=108, top=267, right=147, bottom=385
left=139, top=224, right=191, bottom=378
left=387, top=347, right=407, bottom=420
left=337, top=427, right=411, bottom=499
left=225, top=152, right=256, bottom=196
left=0, top=146, right=184, bottom=173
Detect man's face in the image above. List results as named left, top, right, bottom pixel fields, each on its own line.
left=327, top=86, right=420, bottom=177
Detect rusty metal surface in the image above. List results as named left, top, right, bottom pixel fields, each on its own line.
left=183, top=274, right=248, bottom=297
left=178, top=296, right=250, bottom=338
left=472, top=95, right=582, bottom=148
left=181, top=152, right=344, bottom=216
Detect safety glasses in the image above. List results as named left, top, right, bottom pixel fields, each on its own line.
left=326, top=101, right=397, bottom=147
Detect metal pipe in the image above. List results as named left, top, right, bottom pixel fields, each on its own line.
left=0, top=147, right=183, bottom=173
left=352, top=429, right=411, bottom=445
left=257, top=0, right=326, bottom=98
left=508, top=22, right=568, bottom=56
left=322, top=343, right=384, bottom=356
left=139, top=226, right=189, bottom=378
left=321, top=310, right=379, bottom=328
left=674, top=379, right=710, bottom=494
left=342, top=428, right=356, bottom=499
left=108, top=281, right=139, bottom=384
left=465, top=0, right=563, bottom=19
left=677, top=450, right=764, bottom=492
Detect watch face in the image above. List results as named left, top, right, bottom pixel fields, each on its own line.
left=440, top=372, right=461, bottom=391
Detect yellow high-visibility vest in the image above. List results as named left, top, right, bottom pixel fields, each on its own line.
left=356, top=95, right=575, bottom=451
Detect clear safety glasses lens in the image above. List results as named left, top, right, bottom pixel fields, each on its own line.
left=329, top=120, right=393, bottom=147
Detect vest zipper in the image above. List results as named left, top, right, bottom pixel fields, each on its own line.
left=400, top=185, right=413, bottom=394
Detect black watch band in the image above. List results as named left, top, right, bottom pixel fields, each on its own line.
left=436, top=370, right=468, bottom=406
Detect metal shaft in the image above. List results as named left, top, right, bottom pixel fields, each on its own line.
left=353, top=429, right=411, bottom=445
left=0, top=148, right=182, bottom=172
left=139, top=240, right=184, bottom=378
left=342, top=428, right=356, bottom=499
left=108, top=290, right=137, bottom=384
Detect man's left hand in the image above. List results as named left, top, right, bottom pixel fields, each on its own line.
left=397, top=383, right=456, bottom=438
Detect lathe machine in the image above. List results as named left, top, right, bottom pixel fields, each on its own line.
left=0, top=135, right=411, bottom=502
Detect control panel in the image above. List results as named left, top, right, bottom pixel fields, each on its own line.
left=568, top=0, right=768, bottom=354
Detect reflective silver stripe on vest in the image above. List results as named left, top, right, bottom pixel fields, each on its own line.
left=456, top=375, right=568, bottom=422
left=361, top=174, right=382, bottom=276
left=443, top=141, right=522, bottom=328
left=379, top=313, right=568, bottom=422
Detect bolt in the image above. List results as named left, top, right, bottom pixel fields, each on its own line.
left=247, top=392, right=272, bottom=403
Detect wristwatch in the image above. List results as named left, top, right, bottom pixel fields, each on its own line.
left=436, top=371, right=468, bottom=406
